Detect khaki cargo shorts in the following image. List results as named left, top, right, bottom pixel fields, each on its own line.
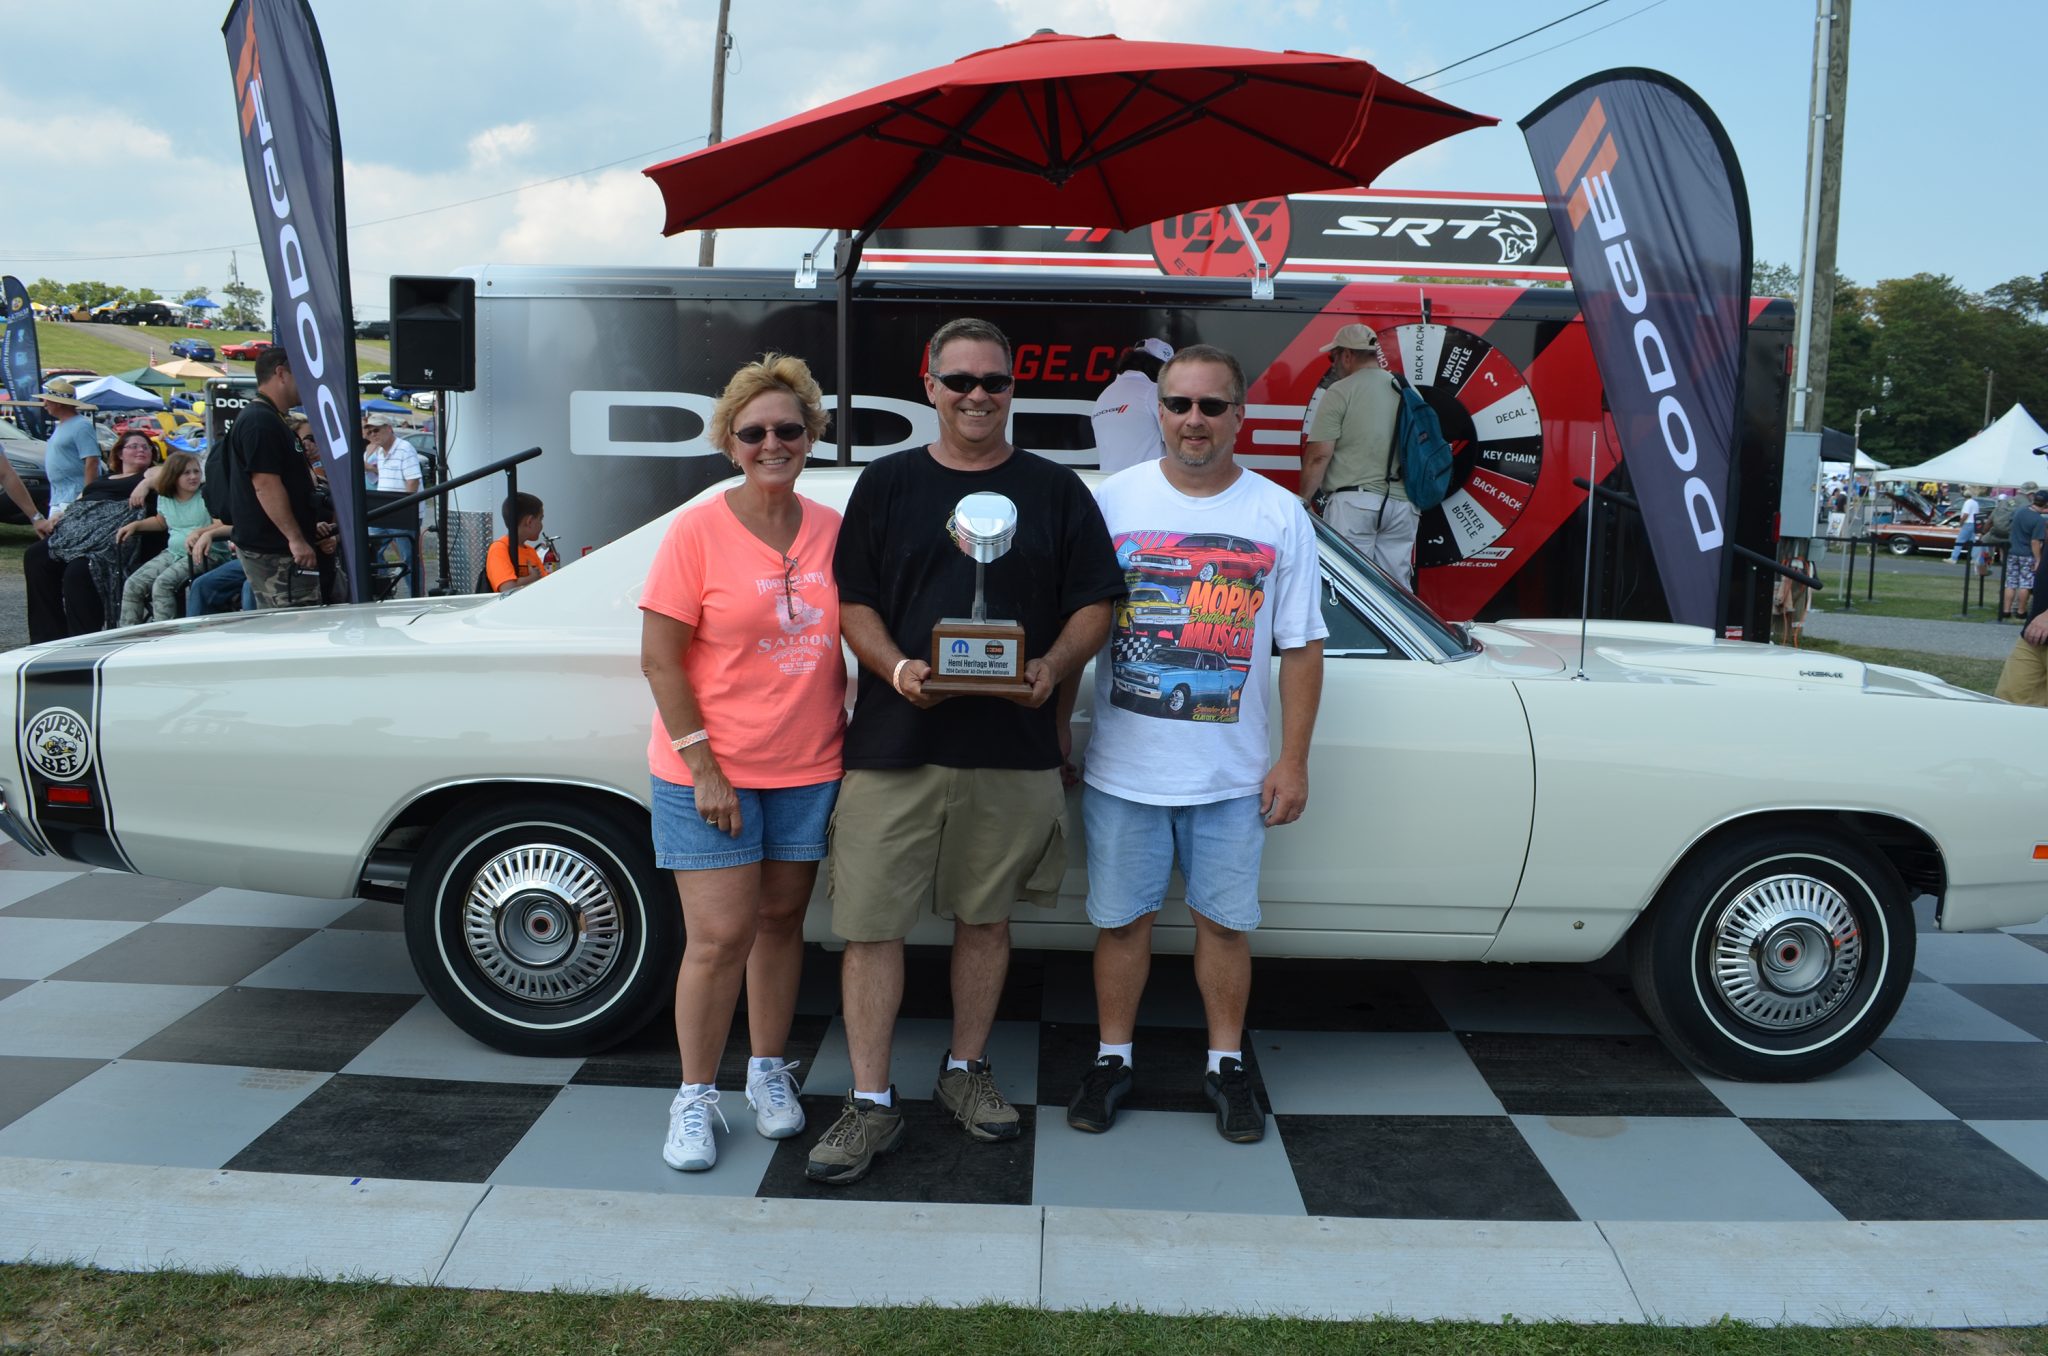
left=826, top=765, right=1067, bottom=942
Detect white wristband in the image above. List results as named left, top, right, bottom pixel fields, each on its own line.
left=670, top=729, right=710, bottom=752
left=891, top=657, right=912, bottom=693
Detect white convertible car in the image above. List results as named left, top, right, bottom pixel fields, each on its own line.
left=6, top=469, right=2044, bottom=1079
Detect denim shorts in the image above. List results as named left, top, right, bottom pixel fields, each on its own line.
left=651, top=776, right=840, bottom=870
left=1081, top=785, right=1265, bottom=931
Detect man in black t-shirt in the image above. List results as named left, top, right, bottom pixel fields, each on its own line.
left=228, top=347, right=323, bottom=609
left=808, top=318, right=1124, bottom=1186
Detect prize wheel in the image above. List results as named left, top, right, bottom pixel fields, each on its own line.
left=1384, top=323, right=1544, bottom=570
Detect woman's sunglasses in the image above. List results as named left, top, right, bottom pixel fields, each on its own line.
left=1159, top=396, right=1242, bottom=417
left=733, top=422, right=808, bottom=445
left=932, top=371, right=1014, bottom=395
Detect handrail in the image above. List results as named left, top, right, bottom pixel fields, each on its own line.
left=366, top=446, right=542, bottom=596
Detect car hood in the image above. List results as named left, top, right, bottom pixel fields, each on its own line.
left=1474, top=617, right=1996, bottom=701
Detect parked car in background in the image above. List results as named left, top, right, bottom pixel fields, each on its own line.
left=354, top=319, right=392, bottom=339
left=409, top=391, right=436, bottom=411
left=219, top=339, right=276, bottom=361
left=168, top=339, right=216, bottom=362
left=40, top=368, right=98, bottom=382
left=114, top=303, right=175, bottom=327
left=1883, top=516, right=1964, bottom=557
left=0, top=419, right=52, bottom=524
left=358, top=371, right=394, bottom=393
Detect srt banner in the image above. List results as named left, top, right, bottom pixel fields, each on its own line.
left=1520, top=70, right=1752, bottom=630
left=2, top=277, right=50, bottom=437
left=222, top=0, right=366, bottom=599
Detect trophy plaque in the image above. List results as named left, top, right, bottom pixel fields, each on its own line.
left=925, top=492, right=1032, bottom=697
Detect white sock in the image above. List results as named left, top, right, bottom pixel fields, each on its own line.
left=854, top=1087, right=893, bottom=1107
left=1097, top=1042, right=1133, bottom=1066
left=678, top=1080, right=715, bottom=1098
left=748, top=1055, right=782, bottom=1077
left=1206, top=1049, right=1241, bottom=1075
left=945, top=1054, right=973, bottom=1072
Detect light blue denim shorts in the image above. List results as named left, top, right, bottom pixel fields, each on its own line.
left=651, top=776, right=840, bottom=870
left=1080, top=785, right=1265, bottom=931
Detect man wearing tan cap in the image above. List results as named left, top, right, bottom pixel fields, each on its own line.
left=39, top=378, right=102, bottom=517
left=1300, top=323, right=1410, bottom=582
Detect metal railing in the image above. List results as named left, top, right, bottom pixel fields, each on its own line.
left=365, top=446, right=541, bottom=596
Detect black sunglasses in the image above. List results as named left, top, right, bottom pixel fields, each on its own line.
left=733, top=422, right=808, bottom=445
left=1160, top=396, right=1242, bottom=417
left=932, top=371, right=1015, bottom=395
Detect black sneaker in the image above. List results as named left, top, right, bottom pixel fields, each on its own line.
left=1202, top=1057, right=1265, bottom=1143
left=1066, top=1055, right=1133, bottom=1134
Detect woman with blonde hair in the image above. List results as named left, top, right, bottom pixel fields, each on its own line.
left=639, top=354, right=844, bottom=1172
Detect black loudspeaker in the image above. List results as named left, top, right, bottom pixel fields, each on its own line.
left=390, top=275, right=476, bottom=391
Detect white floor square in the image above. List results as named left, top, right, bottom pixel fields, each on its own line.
left=0, top=1059, right=328, bottom=1168
left=158, top=888, right=361, bottom=930
left=1414, top=967, right=1650, bottom=1036
left=1511, top=1115, right=1843, bottom=1222
left=1698, top=1051, right=1954, bottom=1120
left=343, top=1001, right=586, bottom=1085
left=803, top=1017, right=1039, bottom=1104
left=1966, top=1119, right=2048, bottom=1180
left=0, top=918, right=143, bottom=981
left=0, top=980, right=223, bottom=1058
left=1912, top=933, right=2048, bottom=986
left=239, top=930, right=423, bottom=994
left=1884, top=982, right=2038, bottom=1043
left=1253, top=1030, right=1504, bottom=1116
left=490, top=1083, right=779, bottom=1195
left=1033, top=1108, right=1306, bottom=1215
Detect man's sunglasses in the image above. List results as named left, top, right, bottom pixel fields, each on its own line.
left=932, top=371, right=1015, bottom=395
left=732, top=422, right=808, bottom=445
left=1160, top=396, right=1242, bottom=417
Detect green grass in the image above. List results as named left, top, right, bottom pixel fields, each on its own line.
left=4, top=1263, right=2040, bottom=1355
left=31, top=323, right=390, bottom=388
left=1800, top=636, right=2005, bottom=695
left=1813, top=555, right=2008, bottom=622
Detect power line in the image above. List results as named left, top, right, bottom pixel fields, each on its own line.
left=1406, top=0, right=1618, bottom=82
left=1419, top=0, right=1675, bottom=93
left=1, top=136, right=705, bottom=266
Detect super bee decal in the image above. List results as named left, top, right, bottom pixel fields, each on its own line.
left=22, top=707, right=91, bottom=782
left=1111, top=531, right=1274, bottom=723
left=15, top=642, right=138, bottom=871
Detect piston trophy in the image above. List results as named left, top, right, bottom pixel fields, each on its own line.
left=924, top=492, right=1032, bottom=697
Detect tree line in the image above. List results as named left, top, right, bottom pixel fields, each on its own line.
left=24, top=277, right=267, bottom=330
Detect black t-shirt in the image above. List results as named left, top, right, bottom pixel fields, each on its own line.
left=227, top=395, right=316, bottom=554
left=834, top=447, right=1125, bottom=770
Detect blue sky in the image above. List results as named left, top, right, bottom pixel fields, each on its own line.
left=1, top=0, right=2038, bottom=313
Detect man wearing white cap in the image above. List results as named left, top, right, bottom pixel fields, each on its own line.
left=39, top=378, right=102, bottom=517
left=1300, top=323, right=1409, bottom=582
left=1089, top=337, right=1173, bottom=474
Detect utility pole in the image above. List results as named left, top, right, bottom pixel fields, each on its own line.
left=1984, top=368, right=1995, bottom=428
left=1790, top=0, right=1851, bottom=433
left=698, top=0, right=733, bottom=268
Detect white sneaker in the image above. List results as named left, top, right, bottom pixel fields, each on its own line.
left=663, top=1085, right=728, bottom=1171
left=745, top=1057, right=806, bottom=1140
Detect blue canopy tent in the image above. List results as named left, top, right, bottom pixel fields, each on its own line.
left=183, top=297, right=221, bottom=309
left=71, top=376, right=165, bottom=411
left=362, top=397, right=411, bottom=414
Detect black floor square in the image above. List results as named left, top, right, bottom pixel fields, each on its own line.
left=1748, top=1119, right=2048, bottom=1221
left=49, top=922, right=314, bottom=986
left=1248, top=959, right=1448, bottom=1032
left=573, top=1011, right=830, bottom=1090
left=755, top=1094, right=1034, bottom=1205
left=1950, top=985, right=2048, bottom=1040
left=224, top=1074, right=560, bottom=1183
left=1036, top=1021, right=1266, bottom=1116
left=1277, top=1114, right=1576, bottom=1221
left=2, top=874, right=212, bottom=922
left=2016, top=934, right=2048, bottom=956
left=1458, top=1033, right=1727, bottom=1117
left=896, top=944, right=1044, bottom=1023
left=122, top=986, right=421, bottom=1071
left=0, top=978, right=27, bottom=1004
left=0, top=1054, right=106, bottom=1130
left=329, top=901, right=403, bottom=933
left=1872, top=1039, right=2048, bottom=1119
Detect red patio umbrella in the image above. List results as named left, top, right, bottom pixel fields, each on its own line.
left=645, top=30, right=1495, bottom=458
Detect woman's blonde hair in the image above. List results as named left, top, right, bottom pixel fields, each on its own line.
left=707, top=353, right=828, bottom=455
left=155, top=451, right=201, bottom=496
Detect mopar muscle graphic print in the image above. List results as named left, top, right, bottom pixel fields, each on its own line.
left=1111, top=530, right=1274, bottom=722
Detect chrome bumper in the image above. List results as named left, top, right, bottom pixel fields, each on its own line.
left=0, top=787, right=46, bottom=856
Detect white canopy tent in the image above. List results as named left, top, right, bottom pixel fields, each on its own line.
left=1822, top=449, right=1889, bottom=474
left=1873, top=404, right=2048, bottom=487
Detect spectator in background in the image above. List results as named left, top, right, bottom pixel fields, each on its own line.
left=117, top=452, right=220, bottom=624
left=1300, top=324, right=1408, bottom=583
left=362, top=415, right=421, bottom=492
left=228, top=348, right=323, bottom=610
left=486, top=492, right=553, bottom=594
left=1089, top=338, right=1172, bottom=474
left=32, top=431, right=159, bottom=637
left=2005, top=487, right=2047, bottom=622
left=1951, top=488, right=1981, bottom=565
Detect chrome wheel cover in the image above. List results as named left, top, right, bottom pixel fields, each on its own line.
left=1709, top=872, right=1863, bottom=1030
left=460, top=843, right=624, bottom=1004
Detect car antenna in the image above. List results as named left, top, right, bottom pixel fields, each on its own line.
left=1575, top=428, right=1597, bottom=681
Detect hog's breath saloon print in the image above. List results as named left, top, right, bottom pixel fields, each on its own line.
left=1111, top=530, right=1275, bottom=721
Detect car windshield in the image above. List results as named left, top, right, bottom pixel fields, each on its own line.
left=1312, top=517, right=1477, bottom=660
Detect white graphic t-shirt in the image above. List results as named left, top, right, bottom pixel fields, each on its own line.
left=1086, top=461, right=1327, bottom=806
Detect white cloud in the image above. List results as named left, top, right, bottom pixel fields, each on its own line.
left=467, top=122, right=537, bottom=168
left=490, top=169, right=671, bottom=263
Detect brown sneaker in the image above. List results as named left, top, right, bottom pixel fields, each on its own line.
left=804, top=1090, right=905, bottom=1185
left=935, top=1056, right=1021, bottom=1142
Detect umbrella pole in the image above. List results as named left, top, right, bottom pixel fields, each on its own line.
left=835, top=229, right=865, bottom=468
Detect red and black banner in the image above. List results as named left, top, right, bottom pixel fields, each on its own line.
left=1521, top=71, right=1752, bottom=630
left=222, top=0, right=366, bottom=599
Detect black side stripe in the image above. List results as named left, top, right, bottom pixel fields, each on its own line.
left=17, top=642, right=138, bottom=872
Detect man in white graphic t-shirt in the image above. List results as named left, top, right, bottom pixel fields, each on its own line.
left=1068, top=342, right=1326, bottom=1146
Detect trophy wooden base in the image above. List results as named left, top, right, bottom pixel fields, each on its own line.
left=924, top=618, right=1032, bottom=697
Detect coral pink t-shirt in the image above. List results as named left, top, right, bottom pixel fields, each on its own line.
left=640, top=493, right=845, bottom=788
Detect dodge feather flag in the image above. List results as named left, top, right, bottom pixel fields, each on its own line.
left=1521, top=70, right=1751, bottom=629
